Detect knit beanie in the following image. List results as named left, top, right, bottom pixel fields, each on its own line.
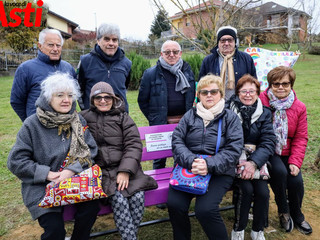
left=90, top=82, right=122, bottom=107
left=216, top=26, right=237, bottom=44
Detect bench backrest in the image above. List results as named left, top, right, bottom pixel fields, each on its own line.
left=138, top=124, right=178, bottom=161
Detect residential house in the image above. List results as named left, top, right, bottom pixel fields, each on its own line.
left=47, top=10, right=78, bottom=40
left=169, top=0, right=223, bottom=39
left=247, top=1, right=311, bottom=43
left=167, top=1, right=310, bottom=44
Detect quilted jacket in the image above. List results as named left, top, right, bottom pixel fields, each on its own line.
left=259, top=89, right=308, bottom=168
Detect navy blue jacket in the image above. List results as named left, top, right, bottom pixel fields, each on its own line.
left=10, top=50, right=76, bottom=121
left=172, top=107, right=243, bottom=177
left=199, top=46, right=257, bottom=82
left=138, top=61, right=195, bottom=126
left=78, top=46, right=131, bottom=112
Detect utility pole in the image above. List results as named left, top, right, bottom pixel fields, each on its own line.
left=94, top=12, right=97, bottom=33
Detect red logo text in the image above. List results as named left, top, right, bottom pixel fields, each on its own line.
left=0, top=0, right=43, bottom=27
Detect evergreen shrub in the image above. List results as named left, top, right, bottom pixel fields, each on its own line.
left=183, top=54, right=204, bottom=81
left=127, top=51, right=151, bottom=90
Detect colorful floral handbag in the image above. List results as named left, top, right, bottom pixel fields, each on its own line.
left=169, top=118, right=222, bottom=195
left=236, top=144, right=270, bottom=180
left=39, top=160, right=107, bottom=208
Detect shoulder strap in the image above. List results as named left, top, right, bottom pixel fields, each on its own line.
left=215, top=118, right=222, bottom=154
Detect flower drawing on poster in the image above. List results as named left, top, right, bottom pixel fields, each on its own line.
left=244, top=48, right=300, bottom=91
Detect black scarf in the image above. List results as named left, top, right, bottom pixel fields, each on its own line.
left=233, top=96, right=257, bottom=140
left=95, top=44, right=121, bottom=63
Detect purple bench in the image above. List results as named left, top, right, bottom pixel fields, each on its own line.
left=63, top=124, right=178, bottom=237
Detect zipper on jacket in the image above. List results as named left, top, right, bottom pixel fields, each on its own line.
left=61, top=134, right=65, bottom=142
left=108, top=70, right=110, bottom=78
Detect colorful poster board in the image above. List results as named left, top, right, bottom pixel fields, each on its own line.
left=244, top=47, right=300, bottom=91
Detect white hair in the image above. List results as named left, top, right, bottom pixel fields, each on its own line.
left=161, top=40, right=181, bottom=52
left=97, top=23, right=120, bottom=40
left=39, top=28, right=64, bottom=45
left=41, top=72, right=80, bottom=102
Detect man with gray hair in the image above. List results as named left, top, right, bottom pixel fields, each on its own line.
left=138, top=40, right=195, bottom=172
left=77, top=23, right=132, bottom=112
left=10, top=28, right=76, bottom=122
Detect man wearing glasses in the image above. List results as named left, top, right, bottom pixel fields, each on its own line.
left=199, top=26, right=257, bottom=100
left=138, top=40, right=195, bottom=172
left=10, top=28, right=76, bottom=122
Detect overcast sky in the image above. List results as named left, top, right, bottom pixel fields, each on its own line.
left=44, top=0, right=315, bottom=41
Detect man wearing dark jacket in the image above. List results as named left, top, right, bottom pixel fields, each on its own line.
left=77, top=23, right=131, bottom=112
left=199, top=25, right=257, bottom=100
left=10, top=28, right=76, bottom=122
left=138, top=40, right=195, bottom=170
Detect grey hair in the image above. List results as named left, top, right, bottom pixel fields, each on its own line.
left=39, top=28, right=64, bottom=46
left=97, top=23, right=120, bottom=40
left=41, top=72, right=80, bottom=102
left=161, top=40, right=181, bottom=52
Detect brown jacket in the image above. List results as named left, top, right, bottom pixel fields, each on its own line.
left=80, top=105, right=157, bottom=197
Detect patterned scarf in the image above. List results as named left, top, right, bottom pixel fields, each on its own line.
left=159, top=57, right=190, bottom=94
left=36, top=107, right=92, bottom=167
left=196, top=99, right=225, bottom=127
left=219, top=49, right=236, bottom=91
left=267, top=90, right=294, bottom=155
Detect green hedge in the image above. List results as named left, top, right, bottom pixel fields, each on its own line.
left=183, top=54, right=204, bottom=81
left=127, top=51, right=151, bottom=90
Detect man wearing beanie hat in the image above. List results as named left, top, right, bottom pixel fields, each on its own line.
left=199, top=25, right=257, bottom=100
left=77, top=23, right=131, bottom=112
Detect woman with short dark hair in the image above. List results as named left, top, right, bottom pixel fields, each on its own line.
left=260, top=66, right=312, bottom=235
left=228, top=74, right=276, bottom=240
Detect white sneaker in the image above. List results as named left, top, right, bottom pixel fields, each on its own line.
left=250, top=230, right=265, bottom=240
left=231, top=229, right=244, bottom=240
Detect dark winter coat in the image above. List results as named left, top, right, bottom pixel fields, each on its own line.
left=78, top=46, right=132, bottom=112
left=7, top=97, right=97, bottom=220
left=198, top=46, right=257, bottom=82
left=80, top=103, right=158, bottom=197
left=227, top=97, right=276, bottom=168
left=10, top=50, right=76, bottom=121
left=138, top=60, right=195, bottom=126
left=172, top=107, right=243, bottom=177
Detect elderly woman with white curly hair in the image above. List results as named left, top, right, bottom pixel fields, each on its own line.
left=7, top=72, right=100, bottom=240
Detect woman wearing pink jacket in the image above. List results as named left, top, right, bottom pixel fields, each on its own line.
left=259, top=66, right=312, bottom=235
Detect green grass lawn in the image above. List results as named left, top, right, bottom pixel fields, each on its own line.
left=1, top=46, right=320, bottom=239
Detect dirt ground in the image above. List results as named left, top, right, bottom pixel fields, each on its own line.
left=2, top=190, right=320, bottom=240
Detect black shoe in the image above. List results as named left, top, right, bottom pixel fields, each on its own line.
left=156, top=204, right=167, bottom=209
left=279, top=213, right=293, bottom=232
left=295, top=220, right=313, bottom=235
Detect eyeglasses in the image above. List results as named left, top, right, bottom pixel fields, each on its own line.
left=162, top=50, right=180, bottom=56
left=94, top=96, right=113, bottom=102
left=199, top=89, right=220, bottom=96
left=272, top=82, right=291, bottom=88
left=219, top=38, right=234, bottom=44
left=239, top=90, right=257, bottom=96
